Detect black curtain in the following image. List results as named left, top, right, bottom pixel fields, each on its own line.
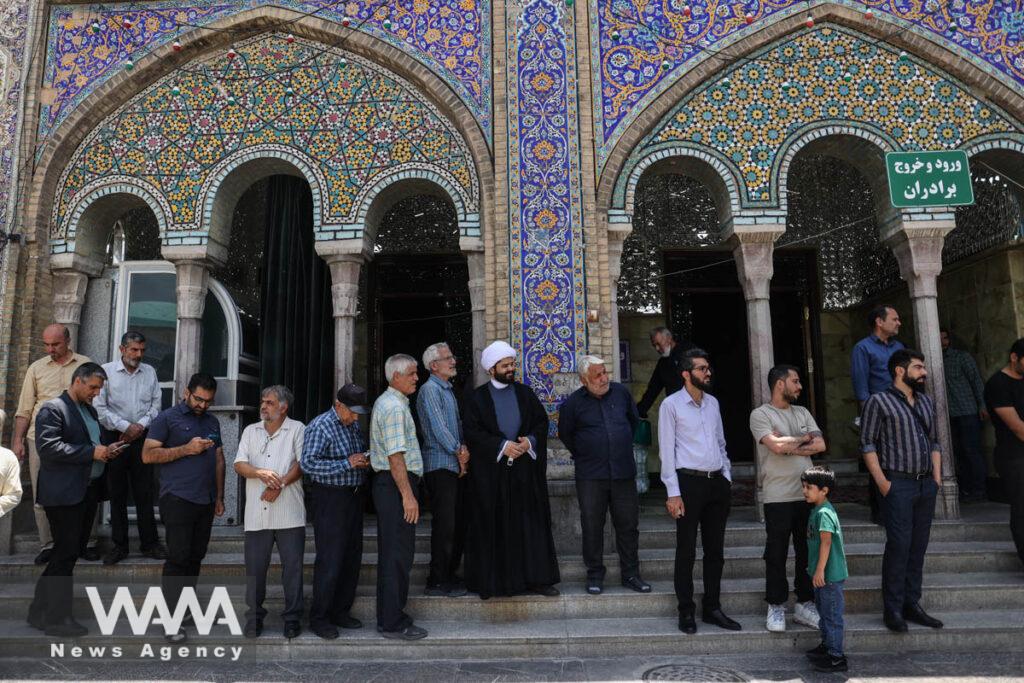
left=259, top=176, right=335, bottom=423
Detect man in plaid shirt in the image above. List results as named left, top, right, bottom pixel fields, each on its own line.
left=940, top=329, right=989, bottom=501
left=300, top=383, right=370, bottom=640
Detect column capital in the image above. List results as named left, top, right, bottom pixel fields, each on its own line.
left=161, top=243, right=227, bottom=269
left=49, top=252, right=104, bottom=278
left=315, top=237, right=372, bottom=264
left=728, top=225, right=784, bottom=302
left=882, top=219, right=955, bottom=299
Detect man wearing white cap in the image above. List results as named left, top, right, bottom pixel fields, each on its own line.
left=462, top=341, right=560, bottom=599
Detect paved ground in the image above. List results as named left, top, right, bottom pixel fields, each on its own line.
left=0, top=651, right=1022, bottom=681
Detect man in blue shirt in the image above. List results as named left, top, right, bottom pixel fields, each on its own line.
left=559, top=355, right=649, bottom=596
left=300, top=383, right=370, bottom=640
left=143, top=373, right=224, bottom=644
left=417, top=343, right=469, bottom=598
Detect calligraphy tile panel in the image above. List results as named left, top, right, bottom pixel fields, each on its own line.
left=42, top=0, right=491, bottom=145
left=508, top=0, right=588, bottom=425
left=591, top=0, right=1024, bottom=169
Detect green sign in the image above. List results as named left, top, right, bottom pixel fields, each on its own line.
left=885, top=150, right=974, bottom=208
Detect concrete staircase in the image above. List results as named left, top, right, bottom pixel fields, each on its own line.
left=0, top=502, right=1020, bottom=661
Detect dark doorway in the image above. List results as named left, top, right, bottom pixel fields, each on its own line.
left=664, top=250, right=823, bottom=462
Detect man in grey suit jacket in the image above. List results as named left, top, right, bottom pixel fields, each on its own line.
left=28, top=363, right=122, bottom=637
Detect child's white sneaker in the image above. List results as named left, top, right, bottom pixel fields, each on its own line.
left=794, top=600, right=820, bottom=628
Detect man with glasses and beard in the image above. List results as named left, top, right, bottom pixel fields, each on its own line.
left=659, top=348, right=739, bottom=634
left=143, top=373, right=225, bottom=644
left=462, top=341, right=560, bottom=599
left=861, top=349, right=944, bottom=633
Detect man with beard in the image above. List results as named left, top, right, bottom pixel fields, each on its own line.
left=984, top=338, right=1024, bottom=566
left=861, top=349, right=944, bottom=633
left=637, top=327, right=696, bottom=419
left=659, top=348, right=739, bottom=634
left=462, top=340, right=560, bottom=599
left=750, top=365, right=826, bottom=633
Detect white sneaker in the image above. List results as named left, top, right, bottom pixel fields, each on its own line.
left=794, top=600, right=820, bottom=628
left=766, top=604, right=786, bottom=632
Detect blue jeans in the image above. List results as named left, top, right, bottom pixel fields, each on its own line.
left=814, top=580, right=845, bottom=657
left=950, top=415, right=987, bottom=497
left=880, top=477, right=937, bottom=616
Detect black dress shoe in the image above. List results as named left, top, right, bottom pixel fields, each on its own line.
left=586, top=580, right=603, bottom=595
left=814, top=655, right=848, bottom=673
left=805, top=642, right=828, bottom=659
left=424, top=584, right=447, bottom=596
left=243, top=618, right=263, bottom=639
left=312, top=623, right=339, bottom=639
left=530, top=585, right=560, bottom=597
left=445, top=584, right=468, bottom=598
left=26, top=611, right=45, bottom=631
left=103, top=547, right=129, bottom=566
left=903, top=604, right=943, bottom=628
left=45, top=618, right=88, bottom=638
left=884, top=612, right=908, bottom=632
left=381, top=624, right=427, bottom=640
left=331, top=614, right=363, bottom=629
left=141, top=544, right=167, bottom=560
left=702, top=608, right=742, bottom=631
left=34, top=549, right=52, bottom=566
left=283, top=621, right=302, bottom=639
left=678, top=611, right=697, bottom=634
left=622, top=576, right=652, bottom=593
left=80, top=548, right=101, bottom=562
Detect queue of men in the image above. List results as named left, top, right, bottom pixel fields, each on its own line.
left=10, top=317, right=1024, bottom=645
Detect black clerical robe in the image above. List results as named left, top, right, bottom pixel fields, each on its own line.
left=462, top=381, right=560, bottom=597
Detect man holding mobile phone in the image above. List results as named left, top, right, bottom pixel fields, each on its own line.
left=143, top=373, right=224, bottom=644
left=94, top=331, right=165, bottom=565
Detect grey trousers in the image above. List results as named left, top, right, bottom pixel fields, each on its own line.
left=244, top=526, right=306, bottom=622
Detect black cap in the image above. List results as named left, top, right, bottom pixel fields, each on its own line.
left=336, top=383, right=368, bottom=414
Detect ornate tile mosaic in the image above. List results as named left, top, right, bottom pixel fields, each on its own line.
left=507, top=0, right=587, bottom=423
left=0, top=0, right=32, bottom=242
left=42, top=0, right=491, bottom=145
left=52, top=33, right=479, bottom=246
left=614, top=25, right=1021, bottom=208
left=590, top=0, right=1024, bottom=169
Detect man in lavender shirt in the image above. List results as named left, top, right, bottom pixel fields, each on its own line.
left=659, top=347, right=740, bottom=635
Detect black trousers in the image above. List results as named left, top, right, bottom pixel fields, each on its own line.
left=30, top=481, right=101, bottom=625
left=160, top=494, right=214, bottom=612
left=674, top=472, right=731, bottom=614
left=880, top=477, right=937, bottom=616
left=763, top=500, right=814, bottom=605
left=310, top=481, right=364, bottom=628
left=373, top=471, right=418, bottom=632
left=106, top=434, right=159, bottom=551
left=245, top=527, right=305, bottom=622
left=424, top=469, right=466, bottom=588
left=997, top=458, right=1024, bottom=566
left=576, top=477, right=640, bottom=582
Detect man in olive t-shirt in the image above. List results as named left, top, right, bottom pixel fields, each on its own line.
left=750, top=365, right=826, bottom=632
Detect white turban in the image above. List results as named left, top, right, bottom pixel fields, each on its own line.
left=481, top=340, right=516, bottom=371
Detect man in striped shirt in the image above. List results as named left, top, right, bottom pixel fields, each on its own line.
left=417, top=342, right=469, bottom=598
left=300, top=383, right=370, bottom=640
left=860, top=348, right=944, bottom=633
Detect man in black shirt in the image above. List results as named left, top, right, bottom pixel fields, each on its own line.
left=636, top=327, right=697, bottom=418
left=984, top=338, right=1024, bottom=566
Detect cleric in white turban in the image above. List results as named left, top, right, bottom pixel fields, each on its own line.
left=462, top=341, right=560, bottom=599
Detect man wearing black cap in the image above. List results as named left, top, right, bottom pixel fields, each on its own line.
left=300, top=384, right=371, bottom=640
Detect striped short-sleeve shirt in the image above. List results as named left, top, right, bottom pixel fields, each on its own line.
left=860, top=387, right=940, bottom=474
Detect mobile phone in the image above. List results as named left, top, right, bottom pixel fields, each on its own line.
left=206, top=432, right=221, bottom=446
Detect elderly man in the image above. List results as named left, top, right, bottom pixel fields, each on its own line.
left=463, top=341, right=560, bottom=599
left=143, top=373, right=225, bottom=644
left=301, top=383, right=371, bottom=640
left=660, top=348, right=739, bottom=634
left=28, top=363, right=119, bottom=637
left=94, top=331, right=165, bottom=565
left=370, top=356, right=427, bottom=640
left=234, top=386, right=306, bottom=640
left=13, top=324, right=93, bottom=565
left=0, top=410, right=23, bottom=520
left=637, top=326, right=696, bottom=419
left=418, top=342, right=470, bottom=598
left=559, top=355, right=649, bottom=596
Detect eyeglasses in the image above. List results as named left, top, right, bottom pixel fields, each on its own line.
left=189, top=394, right=214, bottom=405
left=436, top=355, right=456, bottom=363
left=691, top=365, right=712, bottom=374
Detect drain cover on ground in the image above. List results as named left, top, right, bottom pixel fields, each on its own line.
left=641, top=663, right=749, bottom=681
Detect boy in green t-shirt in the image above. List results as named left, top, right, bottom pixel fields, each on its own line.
left=801, top=466, right=849, bottom=673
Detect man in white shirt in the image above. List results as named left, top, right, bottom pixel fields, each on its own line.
left=659, top=347, right=740, bottom=635
left=234, top=385, right=306, bottom=640
left=94, top=331, right=165, bottom=564
left=0, top=410, right=23, bottom=519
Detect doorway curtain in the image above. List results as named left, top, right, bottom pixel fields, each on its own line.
left=259, top=176, right=335, bottom=423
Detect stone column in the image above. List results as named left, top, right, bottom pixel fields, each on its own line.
left=316, top=239, right=370, bottom=391
left=464, top=242, right=488, bottom=385
left=170, top=259, right=210, bottom=397
left=49, top=254, right=103, bottom=349
left=883, top=217, right=959, bottom=519
left=607, top=228, right=628, bottom=381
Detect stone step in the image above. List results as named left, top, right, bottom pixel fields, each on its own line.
left=2, top=609, right=1021, bottom=660
left=0, top=541, right=1017, bottom=582
left=2, top=572, right=1020, bottom=620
